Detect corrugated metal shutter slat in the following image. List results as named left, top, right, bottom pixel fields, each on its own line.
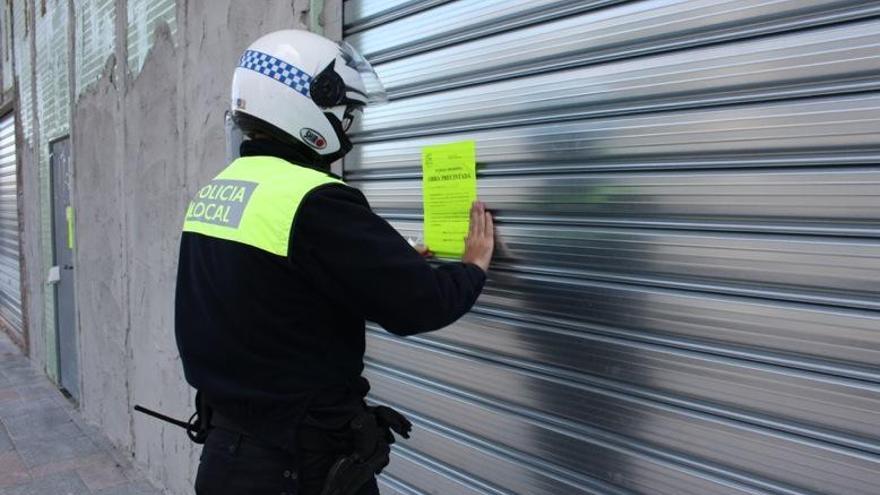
left=345, top=1, right=880, bottom=493
left=0, top=113, right=22, bottom=336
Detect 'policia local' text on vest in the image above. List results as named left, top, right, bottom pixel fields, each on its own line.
left=183, top=156, right=342, bottom=254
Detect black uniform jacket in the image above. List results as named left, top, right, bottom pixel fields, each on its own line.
left=174, top=139, right=486, bottom=450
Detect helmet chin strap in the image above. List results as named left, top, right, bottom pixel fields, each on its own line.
left=318, top=111, right=353, bottom=166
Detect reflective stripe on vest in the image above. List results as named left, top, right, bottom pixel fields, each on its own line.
left=182, top=156, right=342, bottom=256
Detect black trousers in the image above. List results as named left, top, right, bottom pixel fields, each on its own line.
left=195, top=428, right=380, bottom=495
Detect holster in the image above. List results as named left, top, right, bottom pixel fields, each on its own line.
left=189, top=391, right=213, bottom=444
left=319, top=405, right=412, bottom=495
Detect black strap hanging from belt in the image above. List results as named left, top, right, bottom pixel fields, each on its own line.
left=134, top=390, right=212, bottom=444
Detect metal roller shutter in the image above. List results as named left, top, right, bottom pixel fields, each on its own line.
left=0, top=113, right=22, bottom=337
left=343, top=1, right=880, bottom=494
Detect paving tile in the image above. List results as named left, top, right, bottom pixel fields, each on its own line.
left=14, top=433, right=100, bottom=469
left=120, top=465, right=146, bottom=484
left=0, top=424, right=12, bottom=453
left=26, top=453, right=107, bottom=479
left=0, top=334, right=21, bottom=357
left=93, top=480, right=163, bottom=495
left=76, top=456, right=129, bottom=492
left=0, top=366, right=44, bottom=387
left=75, top=422, right=113, bottom=448
left=12, top=383, right=65, bottom=403
left=3, top=406, right=82, bottom=441
left=0, top=356, right=29, bottom=372
left=64, top=420, right=144, bottom=484
left=0, top=398, right=58, bottom=421
left=0, top=451, right=30, bottom=488
left=112, top=456, right=147, bottom=484
left=0, top=353, right=17, bottom=363
left=0, top=335, right=163, bottom=495
left=1, top=471, right=91, bottom=495
left=0, top=370, right=29, bottom=385
left=0, top=388, right=19, bottom=403
left=0, top=356, right=32, bottom=370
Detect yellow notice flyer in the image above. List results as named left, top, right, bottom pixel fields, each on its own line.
left=422, top=141, right=477, bottom=257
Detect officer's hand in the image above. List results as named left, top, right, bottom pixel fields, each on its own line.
left=407, top=237, right=434, bottom=258
left=462, top=201, right=495, bottom=273
left=414, top=245, right=434, bottom=259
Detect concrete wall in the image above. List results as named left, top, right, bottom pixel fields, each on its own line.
left=13, top=0, right=50, bottom=378
left=6, top=0, right=342, bottom=492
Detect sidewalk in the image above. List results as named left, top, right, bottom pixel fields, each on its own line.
left=0, top=332, right=164, bottom=495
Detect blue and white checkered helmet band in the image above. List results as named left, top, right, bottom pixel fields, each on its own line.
left=239, top=50, right=312, bottom=98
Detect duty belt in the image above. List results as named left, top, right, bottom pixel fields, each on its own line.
left=134, top=395, right=413, bottom=495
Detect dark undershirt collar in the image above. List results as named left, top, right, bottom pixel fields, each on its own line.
left=239, top=138, right=342, bottom=180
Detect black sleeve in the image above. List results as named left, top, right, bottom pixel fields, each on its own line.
left=290, top=184, right=487, bottom=336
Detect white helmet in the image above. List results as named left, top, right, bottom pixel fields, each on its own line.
left=231, top=30, right=386, bottom=165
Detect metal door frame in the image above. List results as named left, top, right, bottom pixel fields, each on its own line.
left=48, top=134, right=79, bottom=401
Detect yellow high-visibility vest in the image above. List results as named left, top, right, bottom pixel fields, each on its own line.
left=182, top=156, right=342, bottom=256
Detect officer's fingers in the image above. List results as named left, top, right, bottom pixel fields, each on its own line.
left=469, top=204, right=481, bottom=238
left=468, top=202, right=479, bottom=238
left=484, top=211, right=495, bottom=240
left=474, top=202, right=486, bottom=237
left=477, top=203, right=491, bottom=238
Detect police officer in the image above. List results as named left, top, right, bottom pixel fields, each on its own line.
left=174, top=30, right=494, bottom=494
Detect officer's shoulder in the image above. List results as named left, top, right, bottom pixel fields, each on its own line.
left=295, top=183, right=372, bottom=232
left=302, top=181, right=369, bottom=209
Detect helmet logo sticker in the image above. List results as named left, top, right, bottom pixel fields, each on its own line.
left=301, top=128, right=327, bottom=149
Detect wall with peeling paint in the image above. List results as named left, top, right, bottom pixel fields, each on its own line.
left=126, top=0, right=176, bottom=75
left=74, top=0, right=115, bottom=95
left=11, top=0, right=32, bottom=141
left=11, top=0, right=48, bottom=377
left=1, top=2, right=14, bottom=93
left=6, top=0, right=342, bottom=493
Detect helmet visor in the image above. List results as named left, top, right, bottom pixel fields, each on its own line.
left=338, top=41, right=387, bottom=105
